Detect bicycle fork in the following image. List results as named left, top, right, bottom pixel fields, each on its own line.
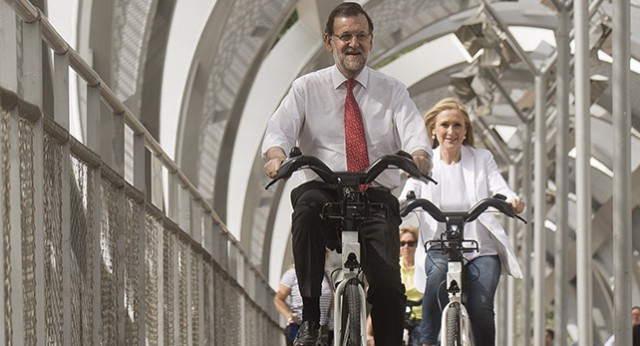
left=440, top=261, right=473, bottom=345
left=333, top=230, right=367, bottom=346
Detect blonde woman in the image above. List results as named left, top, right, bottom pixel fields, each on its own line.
left=401, top=97, right=524, bottom=346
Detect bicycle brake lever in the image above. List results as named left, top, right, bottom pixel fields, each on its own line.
left=265, top=178, right=279, bottom=190
left=492, top=195, right=527, bottom=224
left=423, top=173, right=437, bottom=184
left=394, top=150, right=437, bottom=184
left=514, top=214, right=527, bottom=224
left=498, top=201, right=527, bottom=224
left=265, top=157, right=295, bottom=190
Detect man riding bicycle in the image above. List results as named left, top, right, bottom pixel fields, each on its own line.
left=261, top=3, right=432, bottom=344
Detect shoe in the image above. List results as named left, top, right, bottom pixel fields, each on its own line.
left=293, top=320, right=320, bottom=346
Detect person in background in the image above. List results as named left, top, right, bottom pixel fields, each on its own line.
left=365, top=226, right=424, bottom=346
left=261, top=2, right=432, bottom=345
left=603, top=305, right=640, bottom=346
left=398, top=226, right=424, bottom=346
left=400, top=97, right=524, bottom=346
left=545, top=328, right=554, bottom=346
left=635, top=320, right=640, bottom=346
left=274, top=264, right=333, bottom=346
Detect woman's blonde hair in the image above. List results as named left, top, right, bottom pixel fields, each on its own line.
left=399, top=226, right=418, bottom=242
left=423, top=97, right=474, bottom=149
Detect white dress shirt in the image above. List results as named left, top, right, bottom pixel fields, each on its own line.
left=262, top=65, right=431, bottom=190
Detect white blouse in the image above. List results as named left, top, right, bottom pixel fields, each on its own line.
left=439, top=162, right=498, bottom=260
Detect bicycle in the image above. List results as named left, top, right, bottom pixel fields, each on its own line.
left=400, top=193, right=526, bottom=346
left=266, top=147, right=433, bottom=346
left=403, top=298, right=422, bottom=346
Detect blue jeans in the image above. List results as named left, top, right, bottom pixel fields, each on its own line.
left=419, top=251, right=501, bottom=346
left=408, top=320, right=422, bottom=346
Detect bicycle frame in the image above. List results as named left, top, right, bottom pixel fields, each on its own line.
left=322, top=178, right=394, bottom=345
left=439, top=260, right=473, bottom=345
left=332, top=249, right=367, bottom=345
left=328, top=186, right=371, bottom=346
left=428, top=217, right=477, bottom=346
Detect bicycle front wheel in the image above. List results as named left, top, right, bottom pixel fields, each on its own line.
left=339, top=280, right=362, bottom=346
left=445, top=302, right=461, bottom=346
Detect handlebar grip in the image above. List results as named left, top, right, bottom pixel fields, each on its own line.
left=493, top=193, right=506, bottom=201
left=406, top=299, right=422, bottom=307
left=395, top=150, right=413, bottom=160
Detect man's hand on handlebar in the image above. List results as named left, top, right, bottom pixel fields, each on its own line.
left=264, top=147, right=286, bottom=179
left=264, top=147, right=287, bottom=179
left=411, top=149, right=433, bottom=177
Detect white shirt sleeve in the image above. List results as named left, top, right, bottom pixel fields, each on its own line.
left=261, top=80, right=304, bottom=161
left=603, top=335, right=615, bottom=346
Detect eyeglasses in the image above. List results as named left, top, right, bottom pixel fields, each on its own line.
left=332, top=32, right=371, bottom=43
left=400, top=241, right=416, bottom=247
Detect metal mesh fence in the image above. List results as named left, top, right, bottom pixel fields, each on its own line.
left=0, top=97, right=282, bottom=345
left=178, top=240, right=188, bottom=344
left=2, top=108, right=12, bottom=346
left=20, top=118, right=38, bottom=345
left=203, top=262, right=214, bottom=345
left=190, top=248, right=200, bottom=345
left=101, top=178, right=121, bottom=345
left=163, top=228, right=175, bottom=345
left=70, top=153, right=96, bottom=345
left=144, top=212, right=160, bottom=345
left=124, top=196, right=142, bottom=345
left=42, top=128, right=63, bottom=346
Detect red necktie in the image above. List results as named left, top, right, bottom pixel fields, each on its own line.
left=344, top=79, right=369, bottom=172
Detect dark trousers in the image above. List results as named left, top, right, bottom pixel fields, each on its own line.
left=290, top=181, right=406, bottom=345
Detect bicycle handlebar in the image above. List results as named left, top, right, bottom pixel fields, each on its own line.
left=265, top=147, right=436, bottom=190
left=406, top=299, right=423, bottom=307
left=400, top=193, right=527, bottom=224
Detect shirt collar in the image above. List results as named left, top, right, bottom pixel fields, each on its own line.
left=331, top=65, right=369, bottom=90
